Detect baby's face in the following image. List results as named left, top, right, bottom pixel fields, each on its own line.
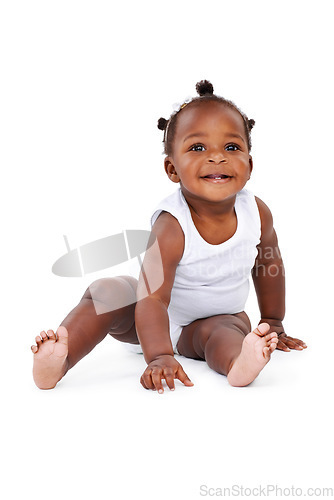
left=165, top=101, right=253, bottom=204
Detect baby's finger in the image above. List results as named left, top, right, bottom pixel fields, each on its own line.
left=288, top=337, right=307, bottom=349
left=163, top=368, right=175, bottom=391
left=140, top=377, right=146, bottom=390
left=277, top=338, right=291, bottom=352
left=140, top=374, right=149, bottom=390
left=141, top=371, right=154, bottom=391
left=176, top=366, right=194, bottom=387
left=283, top=336, right=304, bottom=350
left=289, top=341, right=305, bottom=350
left=151, top=369, right=164, bottom=394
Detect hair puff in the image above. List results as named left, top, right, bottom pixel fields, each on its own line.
left=157, top=117, right=168, bottom=130
left=195, top=80, right=214, bottom=96
left=248, top=118, right=255, bottom=130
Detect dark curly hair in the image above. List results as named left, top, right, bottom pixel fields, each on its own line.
left=157, top=80, right=255, bottom=155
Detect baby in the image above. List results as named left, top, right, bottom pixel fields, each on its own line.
left=31, top=80, right=307, bottom=392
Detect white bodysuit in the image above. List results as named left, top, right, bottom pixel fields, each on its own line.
left=127, top=187, right=261, bottom=354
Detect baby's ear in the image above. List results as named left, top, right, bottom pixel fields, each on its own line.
left=164, top=157, right=180, bottom=183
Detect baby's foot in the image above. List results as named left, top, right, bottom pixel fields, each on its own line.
left=31, top=326, right=69, bottom=389
left=227, top=323, right=278, bottom=387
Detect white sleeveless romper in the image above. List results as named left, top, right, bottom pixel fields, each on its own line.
left=128, top=187, right=261, bottom=354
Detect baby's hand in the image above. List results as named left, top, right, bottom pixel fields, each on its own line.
left=140, top=355, right=194, bottom=393
left=276, top=332, right=307, bottom=352
left=259, top=319, right=307, bottom=352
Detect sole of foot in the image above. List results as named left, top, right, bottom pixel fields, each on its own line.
left=227, top=323, right=278, bottom=387
left=31, top=326, right=69, bottom=390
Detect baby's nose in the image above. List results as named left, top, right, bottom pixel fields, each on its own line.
left=208, top=151, right=227, bottom=163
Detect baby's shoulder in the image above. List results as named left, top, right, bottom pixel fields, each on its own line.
left=153, top=210, right=183, bottom=231
left=254, top=196, right=273, bottom=218
left=254, top=196, right=274, bottom=239
left=152, top=211, right=185, bottom=262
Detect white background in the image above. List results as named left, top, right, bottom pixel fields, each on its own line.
left=1, top=1, right=333, bottom=499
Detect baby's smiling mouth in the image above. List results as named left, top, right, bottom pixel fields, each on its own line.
left=204, top=174, right=229, bottom=179
left=201, top=174, right=232, bottom=180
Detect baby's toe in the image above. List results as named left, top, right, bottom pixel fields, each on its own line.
left=47, top=329, right=56, bottom=341
left=31, top=344, right=38, bottom=353
left=40, top=331, right=48, bottom=342
left=255, top=323, right=270, bottom=337
left=264, top=332, right=277, bottom=345
left=269, top=342, right=277, bottom=353
left=35, top=335, right=42, bottom=347
left=263, top=346, right=271, bottom=359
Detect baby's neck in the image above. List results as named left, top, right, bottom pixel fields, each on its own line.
left=183, top=191, right=237, bottom=222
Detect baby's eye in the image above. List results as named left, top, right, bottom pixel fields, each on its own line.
left=190, top=144, right=206, bottom=152
left=225, top=144, right=240, bottom=151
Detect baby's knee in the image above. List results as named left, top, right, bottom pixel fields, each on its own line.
left=191, top=320, right=218, bottom=355
left=194, top=315, right=233, bottom=339
left=193, top=315, right=245, bottom=350
left=87, top=277, right=137, bottom=312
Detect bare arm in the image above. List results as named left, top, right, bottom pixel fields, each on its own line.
left=252, top=197, right=285, bottom=322
left=135, top=211, right=193, bottom=391
left=252, top=197, right=307, bottom=351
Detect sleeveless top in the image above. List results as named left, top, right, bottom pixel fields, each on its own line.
left=151, top=188, right=261, bottom=326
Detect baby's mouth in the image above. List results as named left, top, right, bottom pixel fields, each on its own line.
left=201, top=174, right=232, bottom=180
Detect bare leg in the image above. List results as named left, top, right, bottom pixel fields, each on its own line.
left=31, top=276, right=138, bottom=389
left=176, top=312, right=278, bottom=387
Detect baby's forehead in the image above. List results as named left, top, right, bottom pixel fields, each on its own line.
left=175, top=101, right=245, bottom=137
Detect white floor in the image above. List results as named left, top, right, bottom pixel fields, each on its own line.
left=3, top=310, right=333, bottom=500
